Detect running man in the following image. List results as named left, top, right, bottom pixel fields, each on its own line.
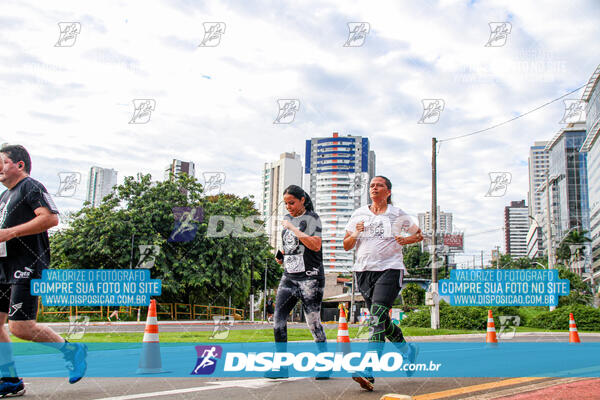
left=344, top=176, right=423, bottom=391
left=0, top=145, right=87, bottom=397
left=268, top=185, right=327, bottom=379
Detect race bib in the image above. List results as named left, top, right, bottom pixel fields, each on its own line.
left=284, top=254, right=305, bottom=273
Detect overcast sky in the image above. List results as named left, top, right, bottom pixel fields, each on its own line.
left=1, top=0, right=599, bottom=266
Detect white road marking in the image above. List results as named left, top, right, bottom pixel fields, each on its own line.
left=94, top=377, right=306, bottom=400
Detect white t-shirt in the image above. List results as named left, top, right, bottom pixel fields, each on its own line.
left=344, top=205, right=415, bottom=272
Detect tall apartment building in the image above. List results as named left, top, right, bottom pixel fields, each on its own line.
left=504, top=200, right=529, bottom=258
left=305, top=132, right=376, bottom=272
left=579, top=64, right=600, bottom=286
left=528, top=141, right=550, bottom=219
left=260, top=152, right=303, bottom=251
left=86, top=167, right=118, bottom=207
left=164, top=159, right=195, bottom=180
left=418, top=207, right=453, bottom=234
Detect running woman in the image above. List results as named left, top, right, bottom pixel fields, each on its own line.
left=269, top=185, right=327, bottom=378
left=344, top=176, right=423, bottom=391
left=0, top=145, right=87, bottom=397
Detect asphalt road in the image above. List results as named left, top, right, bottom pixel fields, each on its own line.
left=13, top=326, right=600, bottom=399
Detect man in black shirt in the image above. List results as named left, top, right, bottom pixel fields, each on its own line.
left=0, top=145, right=87, bottom=397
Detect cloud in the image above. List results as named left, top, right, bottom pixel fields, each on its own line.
left=0, top=0, right=599, bottom=266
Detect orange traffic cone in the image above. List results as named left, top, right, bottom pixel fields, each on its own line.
left=569, top=313, right=581, bottom=343
left=137, top=299, right=164, bottom=373
left=337, top=304, right=350, bottom=343
left=486, top=310, right=498, bottom=344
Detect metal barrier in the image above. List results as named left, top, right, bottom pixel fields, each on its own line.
left=106, top=306, right=134, bottom=317
left=209, top=306, right=244, bottom=320
left=38, top=301, right=244, bottom=321
left=74, top=306, right=104, bottom=319
left=38, top=298, right=72, bottom=319
left=193, top=305, right=209, bottom=320
left=155, top=303, right=174, bottom=320
left=174, top=303, right=192, bottom=320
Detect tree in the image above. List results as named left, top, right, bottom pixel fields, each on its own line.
left=556, top=229, right=591, bottom=268
left=403, top=245, right=448, bottom=279
left=50, top=173, right=282, bottom=309
left=490, top=254, right=540, bottom=269
left=556, top=264, right=592, bottom=307
left=401, top=283, right=425, bottom=306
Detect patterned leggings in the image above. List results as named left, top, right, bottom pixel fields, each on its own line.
left=273, top=275, right=326, bottom=343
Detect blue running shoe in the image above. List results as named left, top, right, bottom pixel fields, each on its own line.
left=0, top=379, right=25, bottom=397
left=63, top=343, right=88, bottom=384
left=404, top=342, right=419, bottom=377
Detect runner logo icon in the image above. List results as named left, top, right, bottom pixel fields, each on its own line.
left=8, top=303, right=22, bottom=317
left=191, top=345, right=223, bottom=375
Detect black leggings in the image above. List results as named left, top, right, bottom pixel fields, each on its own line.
left=273, top=275, right=326, bottom=343
left=356, top=269, right=405, bottom=343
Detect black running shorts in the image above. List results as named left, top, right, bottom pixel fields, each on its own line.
left=0, top=283, right=39, bottom=321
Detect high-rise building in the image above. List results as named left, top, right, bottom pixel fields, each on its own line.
left=528, top=141, right=550, bottom=221
left=543, top=124, right=589, bottom=248
left=305, top=132, right=376, bottom=272
left=164, top=159, right=195, bottom=180
left=579, top=64, right=600, bottom=286
left=86, top=167, right=118, bottom=207
left=418, top=207, right=453, bottom=234
left=260, top=152, right=303, bottom=251
left=526, top=223, right=544, bottom=259
left=504, top=200, right=528, bottom=258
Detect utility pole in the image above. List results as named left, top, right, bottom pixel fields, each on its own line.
left=431, top=138, right=440, bottom=329
left=250, top=263, right=255, bottom=321
left=481, top=250, right=484, bottom=268
left=545, top=171, right=555, bottom=311
left=350, top=250, right=356, bottom=323
left=263, top=258, right=268, bottom=321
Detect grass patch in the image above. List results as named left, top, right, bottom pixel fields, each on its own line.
left=10, top=326, right=482, bottom=343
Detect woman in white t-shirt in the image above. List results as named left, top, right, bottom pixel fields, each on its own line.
left=343, top=176, right=423, bottom=391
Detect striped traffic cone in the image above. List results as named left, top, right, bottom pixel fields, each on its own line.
left=337, top=303, right=350, bottom=343
left=136, top=299, right=164, bottom=373
left=569, top=313, right=581, bottom=343
left=486, top=310, right=498, bottom=344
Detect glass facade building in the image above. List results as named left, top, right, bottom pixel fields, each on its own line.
left=580, top=65, right=600, bottom=286
left=544, top=124, right=589, bottom=248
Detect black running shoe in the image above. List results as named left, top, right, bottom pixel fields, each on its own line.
left=352, top=374, right=374, bottom=391
left=0, top=379, right=25, bottom=398
left=63, top=343, right=88, bottom=384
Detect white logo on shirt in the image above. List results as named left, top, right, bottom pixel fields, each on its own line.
left=14, top=267, right=34, bottom=279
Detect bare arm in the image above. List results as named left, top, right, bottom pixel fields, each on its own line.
left=0, top=207, right=58, bottom=242
left=394, top=226, right=424, bottom=246
left=343, top=221, right=364, bottom=251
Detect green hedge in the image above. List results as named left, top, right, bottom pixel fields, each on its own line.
left=400, top=301, right=526, bottom=330
left=529, top=305, right=600, bottom=331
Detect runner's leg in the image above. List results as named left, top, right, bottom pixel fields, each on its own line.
left=273, top=276, right=299, bottom=342
left=7, top=283, right=87, bottom=384
left=297, top=278, right=326, bottom=342
left=369, top=269, right=404, bottom=343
